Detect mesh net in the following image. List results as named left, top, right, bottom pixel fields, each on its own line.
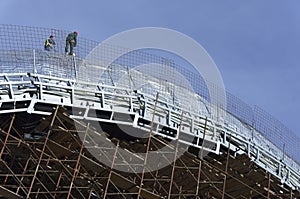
left=0, top=24, right=299, bottom=164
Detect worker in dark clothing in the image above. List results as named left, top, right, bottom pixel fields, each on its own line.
left=44, top=35, right=56, bottom=51
left=65, top=31, right=78, bottom=55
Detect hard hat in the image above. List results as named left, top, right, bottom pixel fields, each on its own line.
left=75, top=31, right=78, bottom=35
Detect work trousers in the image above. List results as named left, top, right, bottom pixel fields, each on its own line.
left=65, top=40, right=75, bottom=54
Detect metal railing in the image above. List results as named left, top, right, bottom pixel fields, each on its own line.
left=0, top=71, right=299, bottom=190
left=0, top=24, right=299, bottom=167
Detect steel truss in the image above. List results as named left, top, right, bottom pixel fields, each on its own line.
left=0, top=71, right=300, bottom=185
left=0, top=45, right=299, bottom=198
left=0, top=24, right=299, bottom=199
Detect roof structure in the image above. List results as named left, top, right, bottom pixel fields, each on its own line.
left=0, top=24, right=299, bottom=198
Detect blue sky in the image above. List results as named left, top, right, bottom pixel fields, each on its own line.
left=1, top=0, right=300, bottom=138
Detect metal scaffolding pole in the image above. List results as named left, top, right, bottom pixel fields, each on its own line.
left=26, top=106, right=59, bottom=199
left=267, top=173, right=271, bottom=199
left=137, top=92, right=159, bottom=199
left=103, top=140, right=119, bottom=199
left=66, top=123, right=90, bottom=199
left=196, top=117, right=208, bottom=196
left=167, top=112, right=184, bottom=199
left=222, top=137, right=231, bottom=199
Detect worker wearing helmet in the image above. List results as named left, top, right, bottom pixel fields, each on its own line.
left=44, top=35, right=56, bottom=51
left=65, top=31, right=78, bottom=55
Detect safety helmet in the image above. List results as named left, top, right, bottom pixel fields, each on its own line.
left=75, top=31, right=78, bottom=35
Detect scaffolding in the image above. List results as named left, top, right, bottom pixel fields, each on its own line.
left=0, top=107, right=299, bottom=198
left=0, top=24, right=300, bottom=198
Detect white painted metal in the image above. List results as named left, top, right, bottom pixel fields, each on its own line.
left=0, top=55, right=299, bottom=192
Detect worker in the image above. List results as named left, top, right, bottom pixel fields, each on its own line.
left=65, top=31, right=78, bottom=55
left=44, top=35, right=56, bottom=51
